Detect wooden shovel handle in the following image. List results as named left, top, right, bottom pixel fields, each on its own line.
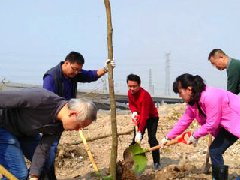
left=79, top=130, right=100, bottom=174
left=148, top=138, right=180, bottom=152
left=0, top=164, right=18, bottom=180
left=147, top=144, right=162, bottom=152
left=203, top=134, right=212, bottom=174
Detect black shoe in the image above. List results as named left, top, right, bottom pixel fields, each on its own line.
left=153, top=163, right=161, bottom=171
left=212, top=165, right=228, bottom=180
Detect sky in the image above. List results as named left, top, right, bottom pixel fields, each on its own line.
left=0, top=0, right=240, bottom=96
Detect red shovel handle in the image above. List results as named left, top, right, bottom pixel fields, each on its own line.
left=148, top=131, right=191, bottom=152
left=177, top=131, right=191, bottom=144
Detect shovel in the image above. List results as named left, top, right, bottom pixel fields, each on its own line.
left=79, top=130, right=113, bottom=180
left=203, top=134, right=212, bottom=174
left=123, top=131, right=191, bottom=174
left=79, top=130, right=100, bottom=176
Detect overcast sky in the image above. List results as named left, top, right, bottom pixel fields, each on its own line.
left=0, top=0, right=239, bottom=96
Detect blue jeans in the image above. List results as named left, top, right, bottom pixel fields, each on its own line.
left=209, top=128, right=238, bottom=166
left=0, top=128, right=40, bottom=180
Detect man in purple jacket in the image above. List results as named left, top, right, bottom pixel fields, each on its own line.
left=42, top=51, right=115, bottom=179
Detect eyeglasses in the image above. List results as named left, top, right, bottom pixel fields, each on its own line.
left=70, top=64, right=81, bottom=73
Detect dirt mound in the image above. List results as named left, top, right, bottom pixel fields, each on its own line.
left=155, top=164, right=208, bottom=180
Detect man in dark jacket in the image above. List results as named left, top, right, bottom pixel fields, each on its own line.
left=42, top=51, right=115, bottom=179
left=0, top=88, right=97, bottom=180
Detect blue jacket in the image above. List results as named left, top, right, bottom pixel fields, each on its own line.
left=43, top=61, right=99, bottom=99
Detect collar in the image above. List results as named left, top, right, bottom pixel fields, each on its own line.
left=226, top=57, right=232, bottom=69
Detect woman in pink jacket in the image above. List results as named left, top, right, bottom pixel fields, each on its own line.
left=163, top=73, right=240, bottom=180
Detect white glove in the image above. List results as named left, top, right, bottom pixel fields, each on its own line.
left=187, top=135, right=198, bottom=146
left=131, top=112, right=138, bottom=120
left=131, top=112, right=138, bottom=126
left=104, top=59, right=116, bottom=72
left=160, top=137, right=170, bottom=146
left=134, top=132, right=142, bottom=143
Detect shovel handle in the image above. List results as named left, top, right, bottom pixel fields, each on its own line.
left=79, top=130, right=100, bottom=175
left=0, top=164, right=18, bottom=180
left=147, top=138, right=179, bottom=152
left=147, top=131, right=191, bottom=152
left=203, top=134, right=212, bottom=174
left=147, top=144, right=162, bottom=152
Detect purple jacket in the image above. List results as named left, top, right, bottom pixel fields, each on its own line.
left=167, top=86, right=240, bottom=139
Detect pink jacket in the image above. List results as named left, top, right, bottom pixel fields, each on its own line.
left=167, top=86, right=240, bottom=139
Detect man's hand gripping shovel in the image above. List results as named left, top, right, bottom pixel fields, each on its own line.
left=123, top=131, right=191, bottom=174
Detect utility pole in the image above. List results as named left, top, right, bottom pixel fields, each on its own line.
left=149, top=68, right=154, bottom=95
left=165, top=53, right=170, bottom=96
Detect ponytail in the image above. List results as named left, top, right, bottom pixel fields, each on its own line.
left=191, top=75, right=206, bottom=103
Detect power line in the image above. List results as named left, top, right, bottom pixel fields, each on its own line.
left=165, top=52, right=170, bottom=96
left=149, top=68, right=154, bottom=95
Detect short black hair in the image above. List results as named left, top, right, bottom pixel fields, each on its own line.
left=127, top=74, right=141, bottom=85
left=65, top=51, right=85, bottom=64
left=208, top=49, right=226, bottom=60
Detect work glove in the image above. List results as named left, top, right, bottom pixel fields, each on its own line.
left=134, top=132, right=142, bottom=143
left=160, top=137, right=170, bottom=146
left=104, top=59, right=116, bottom=72
left=131, top=112, right=138, bottom=119
left=131, top=112, right=139, bottom=126
left=187, top=135, right=198, bottom=147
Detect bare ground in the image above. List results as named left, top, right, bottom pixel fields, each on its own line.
left=55, top=103, right=240, bottom=180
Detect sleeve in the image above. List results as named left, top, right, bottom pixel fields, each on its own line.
left=193, top=94, right=222, bottom=138
left=29, top=134, right=59, bottom=176
left=227, top=62, right=240, bottom=94
left=43, top=75, right=56, bottom=93
left=75, top=70, right=99, bottom=82
left=138, top=95, right=151, bottom=133
left=166, top=106, right=195, bottom=139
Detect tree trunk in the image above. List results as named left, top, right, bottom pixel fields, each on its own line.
left=104, top=0, right=118, bottom=180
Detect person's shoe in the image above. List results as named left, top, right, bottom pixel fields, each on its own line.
left=153, top=163, right=161, bottom=171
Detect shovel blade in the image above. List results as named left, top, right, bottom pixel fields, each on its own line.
left=127, top=143, right=147, bottom=155
left=123, top=143, right=148, bottom=174
left=132, top=153, right=147, bottom=174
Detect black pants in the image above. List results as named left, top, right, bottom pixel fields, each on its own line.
left=132, top=117, right=160, bottom=164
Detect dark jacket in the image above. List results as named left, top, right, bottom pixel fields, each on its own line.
left=43, top=61, right=99, bottom=98
left=0, top=88, right=67, bottom=175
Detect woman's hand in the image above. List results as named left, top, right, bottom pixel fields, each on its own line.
left=187, top=135, right=198, bottom=146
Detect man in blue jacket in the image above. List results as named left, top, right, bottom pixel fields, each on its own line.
left=42, top=51, right=115, bottom=179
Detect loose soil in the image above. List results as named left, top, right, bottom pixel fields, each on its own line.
left=54, top=104, right=240, bottom=179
